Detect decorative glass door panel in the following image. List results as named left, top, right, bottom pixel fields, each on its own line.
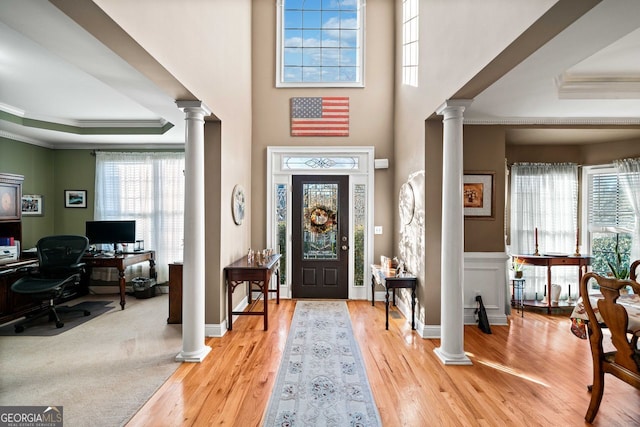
left=303, top=183, right=338, bottom=260
left=292, top=175, right=349, bottom=299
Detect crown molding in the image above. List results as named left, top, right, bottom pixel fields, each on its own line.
left=0, top=129, right=55, bottom=148
left=463, top=117, right=640, bottom=126
left=0, top=104, right=173, bottom=135
left=556, top=73, right=640, bottom=99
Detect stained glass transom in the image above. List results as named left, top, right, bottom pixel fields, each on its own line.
left=283, top=156, right=358, bottom=170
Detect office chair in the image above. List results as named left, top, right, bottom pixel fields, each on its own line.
left=10, top=235, right=90, bottom=333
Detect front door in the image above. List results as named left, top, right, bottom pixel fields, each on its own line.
left=292, top=175, right=349, bottom=298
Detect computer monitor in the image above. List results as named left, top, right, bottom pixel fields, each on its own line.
left=85, top=220, right=136, bottom=251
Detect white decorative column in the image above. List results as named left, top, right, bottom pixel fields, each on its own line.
left=175, top=100, right=212, bottom=362
left=434, top=99, right=473, bottom=366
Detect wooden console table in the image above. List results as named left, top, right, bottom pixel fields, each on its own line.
left=371, top=264, right=416, bottom=330
left=224, top=253, right=280, bottom=331
left=83, top=251, right=156, bottom=310
left=513, top=254, right=591, bottom=314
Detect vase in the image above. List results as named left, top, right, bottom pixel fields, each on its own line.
left=551, top=284, right=562, bottom=304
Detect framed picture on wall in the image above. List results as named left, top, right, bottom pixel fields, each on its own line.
left=463, top=171, right=495, bottom=219
left=22, top=195, right=44, bottom=216
left=64, top=190, right=87, bottom=208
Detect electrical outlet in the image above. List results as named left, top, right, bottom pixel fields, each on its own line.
left=474, top=290, right=481, bottom=296
left=374, top=226, right=383, bottom=235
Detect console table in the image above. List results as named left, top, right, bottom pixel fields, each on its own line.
left=83, top=251, right=156, bottom=310
left=371, top=264, right=416, bottom=330
left=224, top=253, right=280, bottom=331
left=513, top=254, right=591, bottom=314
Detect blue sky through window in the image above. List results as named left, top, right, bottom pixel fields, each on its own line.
left=281, top=0, right=362, bottom=85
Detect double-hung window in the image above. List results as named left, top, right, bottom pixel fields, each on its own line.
left=583, top=165, right=634, bottom=277
left=277, top=0, right=365, bottom=87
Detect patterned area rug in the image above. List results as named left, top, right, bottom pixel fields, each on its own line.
left=263, top=301, right=381, bottom=426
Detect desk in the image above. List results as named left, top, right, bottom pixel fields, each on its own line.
left=224, top=254, right=280, bottom=331
left=513, top=254, right=591, bottom=313
left=570, top=293, right=640, bottom=339
left=83, top=251, right=156, bottom=310
left=371, top=264, right=416, bottom=330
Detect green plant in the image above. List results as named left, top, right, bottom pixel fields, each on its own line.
left=607, top=236, right=629, bottom=279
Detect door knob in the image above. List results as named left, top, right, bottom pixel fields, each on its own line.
left=341, top=245, right=349, bottom=251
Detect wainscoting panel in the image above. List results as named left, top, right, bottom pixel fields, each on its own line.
left=464, top=252, right=509, bottom=326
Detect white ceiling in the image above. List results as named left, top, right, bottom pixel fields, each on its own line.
left=1, top=0, right=640, bottom=149
left=0, top=1, right=186, bottom=149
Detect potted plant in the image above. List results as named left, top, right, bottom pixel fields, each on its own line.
left=512, top=257, right=525, bottom=278
left=607, top=237, right=630, bottom=294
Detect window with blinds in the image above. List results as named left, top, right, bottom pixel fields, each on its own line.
left=588, top=171, right=634, bottom=232
left=586, top=168, right=633, bottom=276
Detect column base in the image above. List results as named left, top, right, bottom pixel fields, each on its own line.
left=434, top=347, right=472, bottom=365
left=175, top=345, right=212, bottom=363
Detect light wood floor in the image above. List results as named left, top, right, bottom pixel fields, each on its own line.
left=127, top=300, right=640, bottom=426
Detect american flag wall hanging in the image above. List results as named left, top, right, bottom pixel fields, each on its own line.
left=290, top=97, right=349, bottom=136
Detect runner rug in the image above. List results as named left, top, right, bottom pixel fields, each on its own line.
left=263, top=300, right=382, bottom=426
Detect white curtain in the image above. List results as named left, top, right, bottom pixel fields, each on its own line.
left=510, top=163, right=579, bottom=300
left=94, top=152, right=185, bottom=284
left=614, top=157, right=640, bottom=262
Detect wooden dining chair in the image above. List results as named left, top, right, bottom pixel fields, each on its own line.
left=631, top=259, right=640, bottom=281
left=579, top=271, right=640, bottom=423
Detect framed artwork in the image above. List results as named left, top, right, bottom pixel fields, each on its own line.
left=463, top=171, right=495, bottom=219
left=22, top=194, right=44, bottom=216
left=232, top=184, right=246, bottom=225
left=64, top=190, right=87, bottom=208
left=0, top=182, right=20, bottom=220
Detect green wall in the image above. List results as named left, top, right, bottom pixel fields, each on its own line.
left=1, top=138, right=55, bottom=247
left=0, top=139, right=184, bottom=248
left=53, top=150, right=95, bottom=237
left=0, top=138, right=94, bottom=247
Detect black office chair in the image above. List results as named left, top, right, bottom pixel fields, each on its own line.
left=10, top=235, right=90, bottom=333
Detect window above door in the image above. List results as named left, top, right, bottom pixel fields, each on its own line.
left=276, top=0, right=365, bottom=87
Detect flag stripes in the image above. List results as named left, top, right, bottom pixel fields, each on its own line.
left=290, top=97, right=349, bottom=136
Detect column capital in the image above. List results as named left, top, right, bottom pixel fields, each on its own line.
left=176, top=100, right=212, bottom=117
left=436, top=99, right=473, bottom=117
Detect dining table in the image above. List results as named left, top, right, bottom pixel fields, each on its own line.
left=569, top=292, right=640, bottom=339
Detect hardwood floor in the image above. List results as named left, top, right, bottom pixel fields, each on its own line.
left=127, top=300, right=640, bottom=426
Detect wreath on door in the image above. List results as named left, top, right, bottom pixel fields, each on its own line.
left=307, top=206, right=336, bottom=233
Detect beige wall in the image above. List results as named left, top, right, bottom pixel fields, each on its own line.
left=507, top=137, right=640, bottom=166
left=250, top=0, right=396, bottom=261
left=95, top=0, right=253, bottom=325
left=394, top=0, right=558, bottom=326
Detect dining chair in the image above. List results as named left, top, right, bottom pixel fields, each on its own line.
left=579, top=271, right=640, bottom=423
left=631, top=259, right=640, bottom=281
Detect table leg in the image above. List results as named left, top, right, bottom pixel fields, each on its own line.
left=547, top=265, right=552, bottom=314
left=385, top=288, right=390, bottom=330
left=371, top=276, right=375, bottom=306
left=263, top=278, right=269, bottom=331
left=227, top=278, right=233, bottom=331
left=276, top=268, right=280, bottom=304
left=118, top=268, right=126, bottom=310
left=411, top=285, right=416, bottom=330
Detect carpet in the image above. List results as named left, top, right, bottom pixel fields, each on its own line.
left=262, top=300, right=382, bottom=427
left=0, top=294, right=182, bottom=426
left=0, top=300, right=113, bottom=336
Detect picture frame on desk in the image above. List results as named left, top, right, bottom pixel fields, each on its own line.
left=64, top=189, right=87, bottom=208
left=463, top=171, right=495, bottom=219
left=21, top=194, right=43, bottom=216
left=0, top=182, right=21, bottom=220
